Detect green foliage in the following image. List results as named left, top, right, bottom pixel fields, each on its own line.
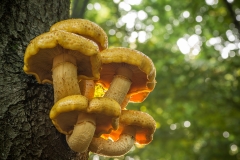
left=71, top=0, right=240, bottom=159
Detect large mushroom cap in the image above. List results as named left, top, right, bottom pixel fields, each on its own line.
left=50, top=19, right=108, bottom=51
left=87, top=97, right=121, bottom=137
left=50, top=95, right=89, bottom=134
left=103, top=110, right=156, bottom=145
left=97, top=47, right=156, bottom=102
left=23, top=30, right=101, bottom=84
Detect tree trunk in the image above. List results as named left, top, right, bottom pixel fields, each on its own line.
left=0, top=0, right=88, bottom=159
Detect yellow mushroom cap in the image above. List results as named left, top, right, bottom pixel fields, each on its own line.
left=97, top=47, right=156, bottom=102
left=102, top=110, right=156, bottom=145
left=87, top=97, right=121, bottom=137
left=50, top=19, right=108, bottom=51
left=50, top=95, right=89, bottom=135
left=23, top=30, right=101, bottom=84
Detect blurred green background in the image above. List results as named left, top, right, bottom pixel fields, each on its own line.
left=71, top=0, right=240, bottom=159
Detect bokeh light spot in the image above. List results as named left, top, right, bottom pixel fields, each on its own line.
left=183, top=11, right=190, bottom=18
left=170, top=124, right=177, bottom=130
left=152, top=16, right=159, bottom=22
left=223, top=131, right=230, bottom=138
left=165, top=5, right=171, bottom=11
left=196, top=16, right=203, bottom=22
left=184, top=121, right=191, bottom=127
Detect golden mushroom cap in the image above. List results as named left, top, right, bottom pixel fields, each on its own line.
left=87, top=97, right=121, bottom=137
left=50, top=95, right=89, bottom=135
left=102, top=110, right=156, bottom=145
left=50, top=19, right=108, bottom=51
left=23, top=30, right=101, bottom=84
left=97, top=47, right=156, bottom=103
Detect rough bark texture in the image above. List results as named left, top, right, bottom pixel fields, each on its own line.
left=0, top=0, right=82, bottom=159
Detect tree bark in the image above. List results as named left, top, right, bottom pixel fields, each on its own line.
left=0, top=0, right=83, bottom=159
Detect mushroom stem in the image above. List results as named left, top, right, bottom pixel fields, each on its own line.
left=52, top=54, right=97, bottom=153
left=79, top=80, right=95, bottom=99
left=89, top=126, right=135, bottom=157
left=104, top=66, right=132, bottom=104
left=121, top=95, right=130, bottom=109
left=52, top=53, right=81, bottom=103
left=66, top=113, right=96, bottom=153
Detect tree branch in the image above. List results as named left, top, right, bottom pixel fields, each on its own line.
left=222, top=0, right=240, bottom=37
left=71, top=0, right=89, bottom=18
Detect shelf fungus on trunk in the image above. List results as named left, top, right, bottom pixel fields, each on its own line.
left=89, top=110, right=156, bottom=157
left=23, top=18, right=157, bottom=157
left=96, top=47, right=156, bottom=109
left=23, top=28, right=102, bottom=153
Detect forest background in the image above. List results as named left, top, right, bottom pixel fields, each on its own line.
left=1, top=0, right=240, bottom=160
left=75, top=0, right=240, bottom=159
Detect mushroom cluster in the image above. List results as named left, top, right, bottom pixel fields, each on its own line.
left=23, top=19, right=156, bottom=157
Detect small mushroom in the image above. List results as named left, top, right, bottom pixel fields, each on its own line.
left=50, top=95, right=121, bottom=152
left=50, top=19, right=108, bottom=51
left=23, top=30, right=101, bottom=153
left=50, top=95, right=93, bottom=152
left=97, top=47, right=156, bottom=108
left=89, top=110, right=156, bottom=157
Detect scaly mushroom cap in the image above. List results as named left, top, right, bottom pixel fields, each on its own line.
left=97, top=47, right=156, bottom=103
left=102, top=110, right=156, bottom=144
left=23, top=30, right=101, bottom=84
left=87, top=97, right=121, bottom=137
left=50, top=95, right=89, bottom=134
left=50, top=19, right=108, bottom=51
